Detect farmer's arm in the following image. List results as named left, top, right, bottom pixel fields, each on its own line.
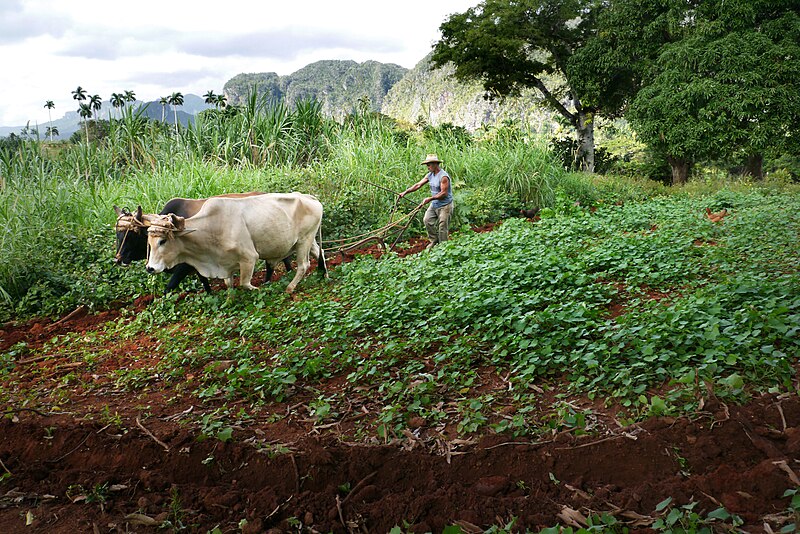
left=399, top=177, right=429, bottom=198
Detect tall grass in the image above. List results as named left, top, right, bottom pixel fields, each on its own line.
left=0, top=99, right=569, bottom=319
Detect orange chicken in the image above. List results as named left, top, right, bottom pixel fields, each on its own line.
left=705, top=207, right=729, bottom=223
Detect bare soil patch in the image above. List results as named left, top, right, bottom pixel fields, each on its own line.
left=1, top=228, right=798, bottom=533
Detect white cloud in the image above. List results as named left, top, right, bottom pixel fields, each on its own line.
left=1, top=0, right=478, bottom=127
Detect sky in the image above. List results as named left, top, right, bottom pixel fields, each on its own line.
left=1, top=0, right=478, bottom=128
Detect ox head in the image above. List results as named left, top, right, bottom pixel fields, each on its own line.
left=114, top=205, right=149, bottom=265
left=145, top=214, right=195, bottom=274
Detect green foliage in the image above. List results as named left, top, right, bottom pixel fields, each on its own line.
left=197, top=408, right=237, bottom=443
left=451, top=187, right=518, bottom=230
left=131, top=188, right=789, bottom=429
left=626, top=1, right=800, bottom=172
left=651, top=497, right=743, bottom=532
left=779, top=488, right=800, bottom=533
left=432, top=0, right=597, bottom=98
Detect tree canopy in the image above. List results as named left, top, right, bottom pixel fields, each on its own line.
left=433, top=0, right=799, bottom=183
left=627, top=0, right=800, bottom=182
left=431, top=0, right=603, bottom=171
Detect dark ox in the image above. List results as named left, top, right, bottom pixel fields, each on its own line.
left=145, top=192, right=327, bottom=293
left=114, top=193, right=291, bottom=292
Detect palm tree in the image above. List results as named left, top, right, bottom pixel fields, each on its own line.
left=71, top=86, right=87, bottom=104
left=167, top=91, right=184, bottom=135
left=159, top=96, right=169, bottom=122
left=44, top=100, right=55, bottom=141
left=123, top=90, right=136, bottom=104
left=110, top=93, right=126, bottom=120
left=78, top=102, right=92, bottom=142
left=215, top=94, right=227, bottom=109
left=203, top=90, right=217, bottom=106
left=72, top=87, right=89, bottom=144
left=89, top=94, right=102, bottom=121
left=45, top=125, right=59, bottom=139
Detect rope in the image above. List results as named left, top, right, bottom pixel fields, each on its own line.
left=114, top=210, right=150, bottom=259
left=146, top=216, right=179, bottom=238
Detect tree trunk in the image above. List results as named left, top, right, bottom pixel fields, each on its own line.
left=744, top=153, right=764, bottom=180
left=667, top=156, right=691, bottom=185
left=534, top=81, right=597, bottom=173
left=575, top=110, right=595, bottom=172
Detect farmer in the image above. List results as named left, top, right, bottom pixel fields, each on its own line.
left=399, top=153, right=454, bottom=249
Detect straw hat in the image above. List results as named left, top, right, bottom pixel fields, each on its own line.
left=421, top=153, right=441, bottom=165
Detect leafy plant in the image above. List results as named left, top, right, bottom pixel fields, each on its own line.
left=197, top=408, right=235, bottom=443
left=651, top=497, right=743, bottom=532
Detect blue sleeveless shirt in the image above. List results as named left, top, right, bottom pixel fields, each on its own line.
left=428, top=169, right=453, bottom=209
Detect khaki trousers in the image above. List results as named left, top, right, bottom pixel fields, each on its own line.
left=423, top=202, right=454, bottom=246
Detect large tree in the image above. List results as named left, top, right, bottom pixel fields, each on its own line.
left=431, top=0, right=602, bottom=171
left=572, top=0, right=800, bottom=184
left=567, top=0, right=689, bottom=118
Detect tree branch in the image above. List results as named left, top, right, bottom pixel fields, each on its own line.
left=531, top=77, right=576, bottom=126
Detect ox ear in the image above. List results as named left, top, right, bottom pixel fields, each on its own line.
left=169, top=214, right=186, bottom=231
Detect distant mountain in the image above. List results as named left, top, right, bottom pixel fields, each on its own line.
left=224, top=60, right=408, bottom=120
left=225, top=56, right=558, bottom=133
left=0, top=94, right=212, bottom=140
left=381, top=54, right=559, bottom=133
left=0, top=57, right=559, bottom=140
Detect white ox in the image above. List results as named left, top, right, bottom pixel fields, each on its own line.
left=145, top=193, right=327, bottom=293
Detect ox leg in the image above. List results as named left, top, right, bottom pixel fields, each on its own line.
left=166, top=263, right=212, bottom=293
left=286, top=244, right=312, bottom=294
left=198, top=275, right=213, bottom=293
left=311, top=239, right=328, bottom=278
left=264, top=262, right=275, bottom=283
left=262, top=257, right=292, bottom=284
left=239, top=258, right=259, bottom=290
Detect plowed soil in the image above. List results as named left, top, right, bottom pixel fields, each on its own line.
left=1, top=229, right=799, bottom=533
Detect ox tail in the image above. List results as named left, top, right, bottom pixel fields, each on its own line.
left=317, top=224, right=328, bottom=278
